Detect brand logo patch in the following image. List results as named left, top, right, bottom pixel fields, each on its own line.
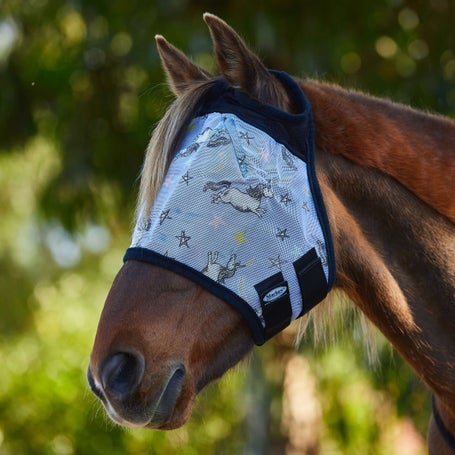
left=263, top=285, right=288, bottom=303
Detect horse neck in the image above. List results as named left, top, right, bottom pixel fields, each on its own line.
left=301, top=80, right=455, bottom=225
left=304, top=81, right=455, bottom=412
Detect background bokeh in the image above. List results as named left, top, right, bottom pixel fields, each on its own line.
left=1, top=0, right=453, bottom=453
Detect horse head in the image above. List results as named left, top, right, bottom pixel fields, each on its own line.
left=88, top=14, right=455, bottom=451
left=88, top=13, right=295, bottom=430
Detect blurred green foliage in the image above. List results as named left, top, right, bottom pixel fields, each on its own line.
left=1, top=0, right=454, bottom=228
left=0, top=0, right=452, bottom=453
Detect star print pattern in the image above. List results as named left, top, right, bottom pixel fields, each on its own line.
left=234, top=230, right=248, bottom=245
left=210, top=215, right=225, bottom=229
left=276, top=228, right=289, bottom=241
left=239, top=131, right=254, bottom=145
left=160, top=209, right=172, bottom=225
left=268, top=255, right=288, bottom=271
left=180, top=171, right=193, bottom=186
left=176, top=231, right=191, bottom=247
left=130, top=110, right=332, bottom=330
left=134, top=113, right=325, bottom=268
left=280, top=193, right=292, bottom=207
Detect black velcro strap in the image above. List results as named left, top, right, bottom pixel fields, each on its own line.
left=294, top=248, right=328, bottom=317
left=254, top=272, right=292, bottom=340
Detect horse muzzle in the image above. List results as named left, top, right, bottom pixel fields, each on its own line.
left=87, top=351, right=189, bottom=429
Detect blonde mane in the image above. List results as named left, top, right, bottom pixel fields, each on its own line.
left=137, top=80, right=217, bottom=220
left=295, top=292, right=378, bottom=363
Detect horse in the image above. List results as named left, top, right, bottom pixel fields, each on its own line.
left=87, top=13, right=455, bottom=453
left=204, top=181, right=274, bottom=217
left=202, top=251, right=245, bottom=284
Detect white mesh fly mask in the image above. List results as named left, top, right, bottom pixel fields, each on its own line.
left=125, top=71, right=335, bottom=344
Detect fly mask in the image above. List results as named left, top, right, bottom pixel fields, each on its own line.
left=124, top=71, right=335, bottom=345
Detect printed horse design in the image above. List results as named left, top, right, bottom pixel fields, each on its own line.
left=203, top=180, right=273, bottom=217
left=178, top=127, right=230, bottom=158
left=88, top=13, right=455, bottom=453
left=202, top=251, right=245, bottom=283
left=206, top=129, right=231, bottom=148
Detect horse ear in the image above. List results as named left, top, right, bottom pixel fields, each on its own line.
left=203, top=13, right=275, bottom=100
left=155, top=35, right=212, bottom=96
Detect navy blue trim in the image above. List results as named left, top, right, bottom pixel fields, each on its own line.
left=303, top=101, right=337, bottom=290
left=198, top=72, right=312, bottom=162
left=123, top=247, right=266, bottom=345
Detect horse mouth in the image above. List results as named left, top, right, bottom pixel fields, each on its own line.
left=87, top=364, right=192, bottom=430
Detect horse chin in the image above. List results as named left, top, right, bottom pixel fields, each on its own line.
left=102, top=396, right=194, bottom=431
left=111, top=412, right=192, bottom=431
left=148, top=413, right=191, bottom=431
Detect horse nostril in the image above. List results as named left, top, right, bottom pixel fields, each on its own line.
left=100, top=351, right=145, bottom=401
left=87, top=366, right=104, bottom=401
left=154, top=363, right=186, bottom=423
left=164, top=364, right=186, bottom=399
